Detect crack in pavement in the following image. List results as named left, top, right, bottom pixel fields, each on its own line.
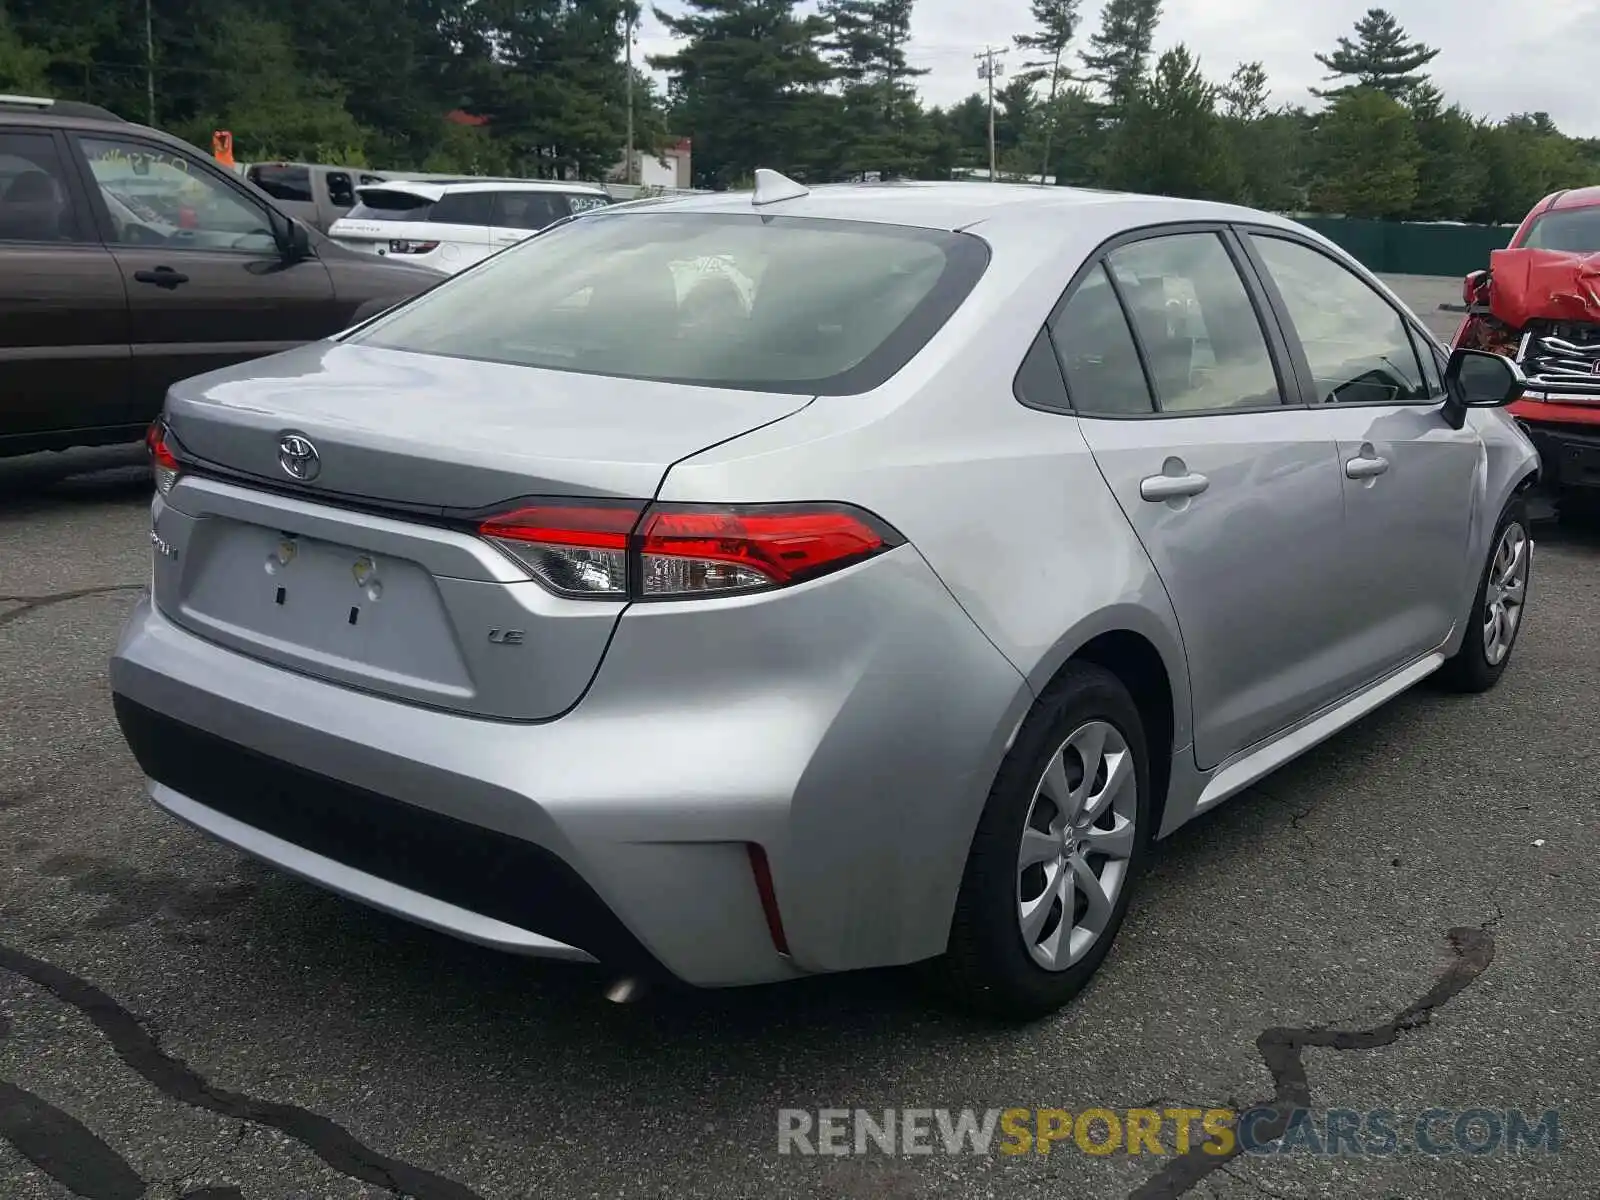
left=0, top=584, right=146, bottom=631
left=0, top=1078, right=147, bottom=1200
left=1128, top=926, right=1495, bottom=1200
left=0, top=943, right=488, bottom=1200
left=0, top=999, right=146, bottom=1199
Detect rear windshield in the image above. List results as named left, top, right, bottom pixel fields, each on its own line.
left=348, top=212, right=990, bottom=395
left=345, top=189, right=435, bottom=221
left=248, top=165, right=312, bottom=203
left=1523, top=207, right=1600, bottom=253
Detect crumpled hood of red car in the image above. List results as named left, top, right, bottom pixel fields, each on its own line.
left=1488, top=247, right=1600, bottom=329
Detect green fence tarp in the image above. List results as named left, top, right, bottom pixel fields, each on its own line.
left=1288, top=216, right=1520, bottom=278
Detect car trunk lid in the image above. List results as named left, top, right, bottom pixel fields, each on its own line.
left=154, top=341, right=812, bottom=719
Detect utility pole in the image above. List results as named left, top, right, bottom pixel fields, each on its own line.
left=624, top=4, right=636, bottom=186
left=145, top=0, right=156, bottom=125
left=975, top=46, right=1006, bottom=182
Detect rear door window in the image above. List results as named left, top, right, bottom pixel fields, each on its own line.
left=427, top=191, right=495, bottom=228
left=247, top=164, right=312, bottom=203
left=325, top=171, right=356, bottom=209
left=0, top=131, right=88, bottom=242
left=492, top=191, right=570, bottom=231
left=1104, top=233, right=1284, bottom=413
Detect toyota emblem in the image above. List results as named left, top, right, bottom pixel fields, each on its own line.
left=278, top=433, right=321, bottom=481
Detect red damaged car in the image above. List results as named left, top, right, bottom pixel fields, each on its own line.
left=1455, top=186, right=1600, bottom=517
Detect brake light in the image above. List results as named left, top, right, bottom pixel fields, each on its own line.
left=476, top=501, right=901, bottom=600
left=639, top=505, right=891, bottom=596
left=388, top=239, right=439, bottom=254
left=145, top=420, right=179, bottom=496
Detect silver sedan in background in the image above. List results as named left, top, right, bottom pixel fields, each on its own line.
left=111, top=173, right=1537, bottom=1020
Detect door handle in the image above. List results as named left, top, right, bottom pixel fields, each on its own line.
left=1345, top=454, right=1390, bottom=479
left=1139, top=471, right=1210, bottom=502
left=133, top=267, right=189, bottom=289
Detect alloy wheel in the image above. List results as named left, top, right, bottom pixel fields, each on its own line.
left=1015, top=719, right=1138, bottom=972
left=1483, top=521, right=1530, bottom=667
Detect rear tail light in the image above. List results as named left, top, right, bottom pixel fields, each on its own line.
left=476, top=501, right=902, bottom=600
left=145, top=420, right=179, bottom=496
left=479, top=503, right=639, bottom=598
left=388, top=239, right=439, bottom=254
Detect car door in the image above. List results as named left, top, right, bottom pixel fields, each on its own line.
left=488, top=190, right=572, bottom=253
left=0, top=127, right=131, bottom=443
left=422, top=190, right=495, bottom=270
left=70, top=132, right=338, bottom=418
left=1052, top=228, right=1353, bottom=770
left=1241, top=230, right=1480, bottom=679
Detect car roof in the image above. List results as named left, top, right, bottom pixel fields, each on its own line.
left=601, top=178, right=1298, bottom=236
left=361, top=178, right=609, bottom=199
left=1542, top=186, right=1600, bottom=213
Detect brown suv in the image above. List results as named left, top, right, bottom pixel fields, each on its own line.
left=0, top=97, right=443, bottom=457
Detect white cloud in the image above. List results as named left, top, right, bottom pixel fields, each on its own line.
left=643, top=0, right=1600, bottom=135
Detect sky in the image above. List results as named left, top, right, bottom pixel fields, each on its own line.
left=634, top=0, right=1600, bottom=137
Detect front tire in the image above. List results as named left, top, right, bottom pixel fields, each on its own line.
left=1439, top=496, right=1531, bottom=693
left=940, top=664, right=1150, bottom=1022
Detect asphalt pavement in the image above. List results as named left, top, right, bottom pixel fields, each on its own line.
left=1, top=300, right=1597, bottom=1199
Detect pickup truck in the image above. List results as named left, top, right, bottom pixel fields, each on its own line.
left=1453, top=185, right=1600, bottom=520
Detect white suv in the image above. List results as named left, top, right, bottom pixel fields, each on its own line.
left=327, top=179, right=612, bottom=274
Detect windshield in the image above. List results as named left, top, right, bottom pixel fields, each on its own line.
left=348, top=212, right=990, bottom=395
left=1522, top=206, right=1600, bottom=253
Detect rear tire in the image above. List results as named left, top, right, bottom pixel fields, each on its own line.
left=1438, top=496, right=1531, bottom=694
left=939, top=663, right=1151, bottom=1022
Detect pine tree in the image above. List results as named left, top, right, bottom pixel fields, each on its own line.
left=1013, top=0, right=1080, bottom=182
left=651, top=0, right=837, bottom=187
left=1310, top=88, right=1420, bottom=218
left=1079, top=0, right=1162, bottom=116
left=1220, top=61, right=1269, bottom=122
left=1105, top=44, right=1237, bottom=201
left=823, top=0, right=928, bottom=178
left=1313, top=8, right=1440, bottom=101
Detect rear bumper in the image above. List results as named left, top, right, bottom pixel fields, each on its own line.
left=110, top=546, right=1029, bottom=987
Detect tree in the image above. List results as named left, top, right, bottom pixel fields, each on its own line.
left=1104, top=45, right=1237, bottom=201
left=0, top=5, right=48, bottom=93
left=652, top=0, right=836, bottom=188
left=1218, top=64, right=1304, bottom=211
left=823, top=0, right=929, bottom=178
left=1309, top=87, right=1420, bottom=218
left=1405, top=89, right=1485, bottom=221
left=1313, top=8, right=1439, bottom=101
left=1470, top=115, right=1592, bottom=224
left=1013, top=0, right=1080, bottom=182
left=1220, top=60, right=1269, bottom=122
left=1079, top=0, right=1162, bottom=116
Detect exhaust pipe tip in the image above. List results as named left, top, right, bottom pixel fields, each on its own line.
left=604, top=976, right=646, bottom=1004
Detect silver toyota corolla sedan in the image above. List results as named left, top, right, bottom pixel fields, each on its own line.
left=111, top=173, right=1538, bottom=1019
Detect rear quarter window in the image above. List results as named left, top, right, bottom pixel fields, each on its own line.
left=350, top=212, right=990, bottom=395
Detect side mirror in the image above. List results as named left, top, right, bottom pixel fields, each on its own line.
left=271, top=210, right=313, bottom=262
left=1463, top=269, right=1488, bottom=306
left=1443, top=348, right=1525, bottom=428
